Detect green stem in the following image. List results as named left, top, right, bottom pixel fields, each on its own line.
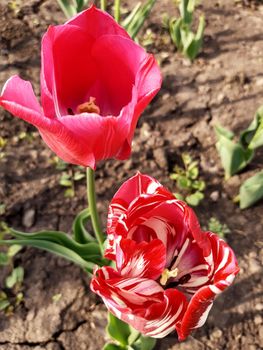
left=86, top=167, right=104, bottom=256
left=100, top=0, right=107, bottom=11
left=114, top=0, right=121, bottom=23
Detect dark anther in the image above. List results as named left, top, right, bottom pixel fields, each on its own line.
left=165, top=273, right=191, bottom=289
left=169, top=255, right=178, bottom=268
left=67, top=108, right=74, bottom=115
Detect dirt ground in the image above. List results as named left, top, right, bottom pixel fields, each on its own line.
left=0, top=0, right=263, bottom=349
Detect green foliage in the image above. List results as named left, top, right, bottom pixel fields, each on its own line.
left=215, top=106, right=263, bottom=180
left=0, top=241, right=24, bottom=314
left=0, top=210, right=108, bottom=274
left=215, top=124, right=254, bottom=179
left=207, top=217, right=230, bottom=239
left=239, top=170, right=263, bottom=209
left=170, top=153, right=205, bottom=206
left=59, top=167, right=85, bottom=198
left=240, top=106, right=263, bottom=150
left=123, top=0, right=157, bottom=39
left=168, top=0, right=205, bottom=60
left=215, top=105, right=263, bottom=209
left=104, top=313, right=156, bottom=350
left=107, top=313, right=131, bottom=346
left=5, top=267, right=24, bottom=289
left=57, top=0, right=89, bottom=18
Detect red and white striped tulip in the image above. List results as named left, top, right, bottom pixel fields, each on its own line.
left=91, top=173, right=239, bottom=340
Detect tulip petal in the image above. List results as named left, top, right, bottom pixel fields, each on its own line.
left=142, top=289, right=187, bottom=338
left=91, top=34, right=147, bottom=116
left=0, top=75, right=96, bottom=168
left=126, top=54, right=162, bottom=144
left=59, top=113, right=127, bottom=162
left=41, top=29, right=56, bottom=118
left=105, top=173, right=174, bottom=259
left=67, top=5, right=130, bottom=40
left=177, top=233, right=239, bottom=340
left=91, top=267, right=164, bottom=318
left=0, top=75, right=50, bottom=130
left=50, top=25, right=97, bottom=116
left=116, top=239, right=166, bottom=280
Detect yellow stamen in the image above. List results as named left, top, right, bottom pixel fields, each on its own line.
left=160, top=268, right=179, bottom=286
left=77, top=97, right=100, bottom=114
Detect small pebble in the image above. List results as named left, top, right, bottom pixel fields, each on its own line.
left=22, top=208, right=36, bottom=228
left=210, top=191, right=220, bottom=202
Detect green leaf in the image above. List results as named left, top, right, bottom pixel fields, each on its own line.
left=0, top=299, right=10, bottom=311
left=0, top=252, right=9, bottom=266
left=103, top=344, right=123, bottom=350
left=9, top=229, right=100, bottom=261
left=72, top=209, right=95, bottom=243
left=57, top=0, right=77, bottom=18
left=215, top=124, right=235, bottom=140
left=187, top=166, right=199, bottom=180
left=132, top=335, right=156, bottom=350
left=64, top=188, right=74, bottom=198
left=169, top=18, right=183, bottom=49
left=6, top=266, right=24, bottom=289
left=73, top=171, right=85, bottom=181
left=177, top=175, right=191, bottom=189
left=239, top=170, right=263, bottom=209
left=186, top=191, right=204, bottom=206
left=107, top=313, right=131, bottom=346
left=173, top=192, right=185, bottom=201
left=7, top=244, right=22, bottom=258
left=215, top=125, right=254, bottom=178
left=186, top=14, right=205, bottom=60
left=0, top=239, right=95, bottom=272
left=123, top=0, right=157, bottom=39
left=240, top=105, right=263, bottom=149
left=192, top=180, right=205, bottom=191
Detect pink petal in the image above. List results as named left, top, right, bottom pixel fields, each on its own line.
left=67, top=5, right=130, bottom=40
left=116, top=239, right=166, bottom=280
left=58, top=113, right=129, bottom=162
left=126, top=54, right=162, bottom=144
left=91, top=34, right=148, bottom=116
left=0, top=76, right=96, bottom=168
left=50, top=25, right=97, bottom=116
left=40, top=28, right=56, bottom=118
left=0, top=75, right=49, bottom=129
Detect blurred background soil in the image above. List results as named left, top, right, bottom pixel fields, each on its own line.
left=0, top=0, right=262, bottom=349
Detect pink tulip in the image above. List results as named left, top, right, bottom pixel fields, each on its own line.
left=91, top=173, right=239, bottom=340
left=0, top=6, right=161, bottom=168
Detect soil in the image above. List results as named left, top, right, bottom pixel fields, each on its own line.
left=0, top=0, right=263, bottom=349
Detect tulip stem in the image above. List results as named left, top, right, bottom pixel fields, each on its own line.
left=100, top=0, right=107, bottom=11
left=114, top=0, right=121, bottom=23
left=86, top=167, right=104, bottom=256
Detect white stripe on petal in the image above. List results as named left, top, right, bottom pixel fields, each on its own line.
left=209, top=285, right=222, bottom=295
left=214, top=248, right=229, bottom=274
left=192, top=303, right=213, bottom=329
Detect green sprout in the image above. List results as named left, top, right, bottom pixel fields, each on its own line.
left=166, top=0, right=205, bottom=60
left=207, top=217, right=230, bottom=239
left=0, top=241, right=24, bottom=314
left=170, top=153, right=205, bottom=206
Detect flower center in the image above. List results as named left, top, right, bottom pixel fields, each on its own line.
left=77, top=97, right=100, bottom=114
left=160, top=267, right=179, bottom=286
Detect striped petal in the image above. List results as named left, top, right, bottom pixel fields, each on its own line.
left=91, top=266, right=164, bottom=318
left=177, top=232, right=239, bottom=340
left=116, top=239, right=166, bottom=280
left=91, top=267, right=187, bottom=338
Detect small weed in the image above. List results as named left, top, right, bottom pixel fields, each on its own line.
left=170, top=153, right=205, bottom=206
left=207, top=217, right=230, bottom=239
